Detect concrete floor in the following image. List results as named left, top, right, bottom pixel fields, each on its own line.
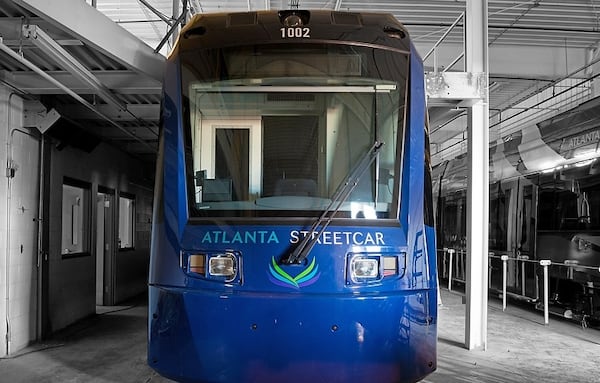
left=0, top=289, right=599, bottom=382
left=0, top=298, right=171, bottom=383
left=424, top=291, right=600, bottom=383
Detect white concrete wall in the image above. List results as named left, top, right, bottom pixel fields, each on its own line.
left=0, top=84, right=153, bottom=356
left=0, top=87, right=42, bottom=357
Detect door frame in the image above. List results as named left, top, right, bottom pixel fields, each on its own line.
left=199, top=119, right=262, bottom=197
left=96, top=186, right=115, bottom=306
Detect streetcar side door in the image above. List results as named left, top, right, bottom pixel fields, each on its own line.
left=505, top=178, right=538, bottom=297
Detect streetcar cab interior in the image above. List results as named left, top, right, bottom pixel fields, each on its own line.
left=181, top=45, right=409, bottom=219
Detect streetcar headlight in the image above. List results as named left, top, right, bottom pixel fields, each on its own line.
left=349, top=256, right=381, bottom=283
left=209, top=253, right=237, bottom=279
left=352, top=258, right=379, bottom=278
left=185, top=251, right=241, bottom=283
left=346, top=253, right=405, bottom=285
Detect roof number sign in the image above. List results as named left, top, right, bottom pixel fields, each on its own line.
left=280, top=27, right=311, bottom=39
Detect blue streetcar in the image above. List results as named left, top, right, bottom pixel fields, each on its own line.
left=148, top=9, right=437, bottom=383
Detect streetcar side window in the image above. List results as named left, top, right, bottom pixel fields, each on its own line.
left=118, top=193, right=136, bottom=249
left=61, top=178, right=91, bottom=257
left=537, top=165, right=600, bottom=231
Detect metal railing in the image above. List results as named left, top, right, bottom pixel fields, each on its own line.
left=439, top=247, right=466, bottom=291
left=422, top=12, right=465, bottom=73
left=438, top=248, right=600, bottom=326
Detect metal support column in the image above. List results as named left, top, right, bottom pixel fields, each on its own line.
left=172, top=0, right=180, bottom=48
left=464, top=0, right=489, bottom=350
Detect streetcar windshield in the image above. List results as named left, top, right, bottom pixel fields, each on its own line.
left=181, top=44, right=408, bottom=219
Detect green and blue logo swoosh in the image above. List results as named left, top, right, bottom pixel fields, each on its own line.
left=268, top=256, right=320, bottom=289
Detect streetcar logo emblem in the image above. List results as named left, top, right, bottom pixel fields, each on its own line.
left=268, top=256, right=320, bottom=289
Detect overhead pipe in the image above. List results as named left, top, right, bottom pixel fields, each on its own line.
left=4, top=93, right=17, bottom=357
left=155, top=2, right=187, bottom=53
left=35, top=126, right=45, bottom=341
left=137, top=0, right=174, bottom=26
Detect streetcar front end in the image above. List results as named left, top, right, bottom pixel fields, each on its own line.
left=149, top=10, right=437, bottom=383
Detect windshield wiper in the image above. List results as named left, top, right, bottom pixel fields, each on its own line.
left=281, top=140, right=384, bottom=265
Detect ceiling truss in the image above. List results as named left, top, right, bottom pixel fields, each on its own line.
left=0, top=0, right=599, bottom=167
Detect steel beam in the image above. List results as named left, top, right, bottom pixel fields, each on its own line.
left=0, top=71, right=161, bottom=95
left=12, top=0, right=165, bottom=82
left=426, top=71, right=487, bottom=105
left=58, top=104, right=159, bottom=121
left=23, top=25, right=126, bottom=110
left=418, top=42, right=588, bottom=80
left=0, top=38, right=156, bottom=149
